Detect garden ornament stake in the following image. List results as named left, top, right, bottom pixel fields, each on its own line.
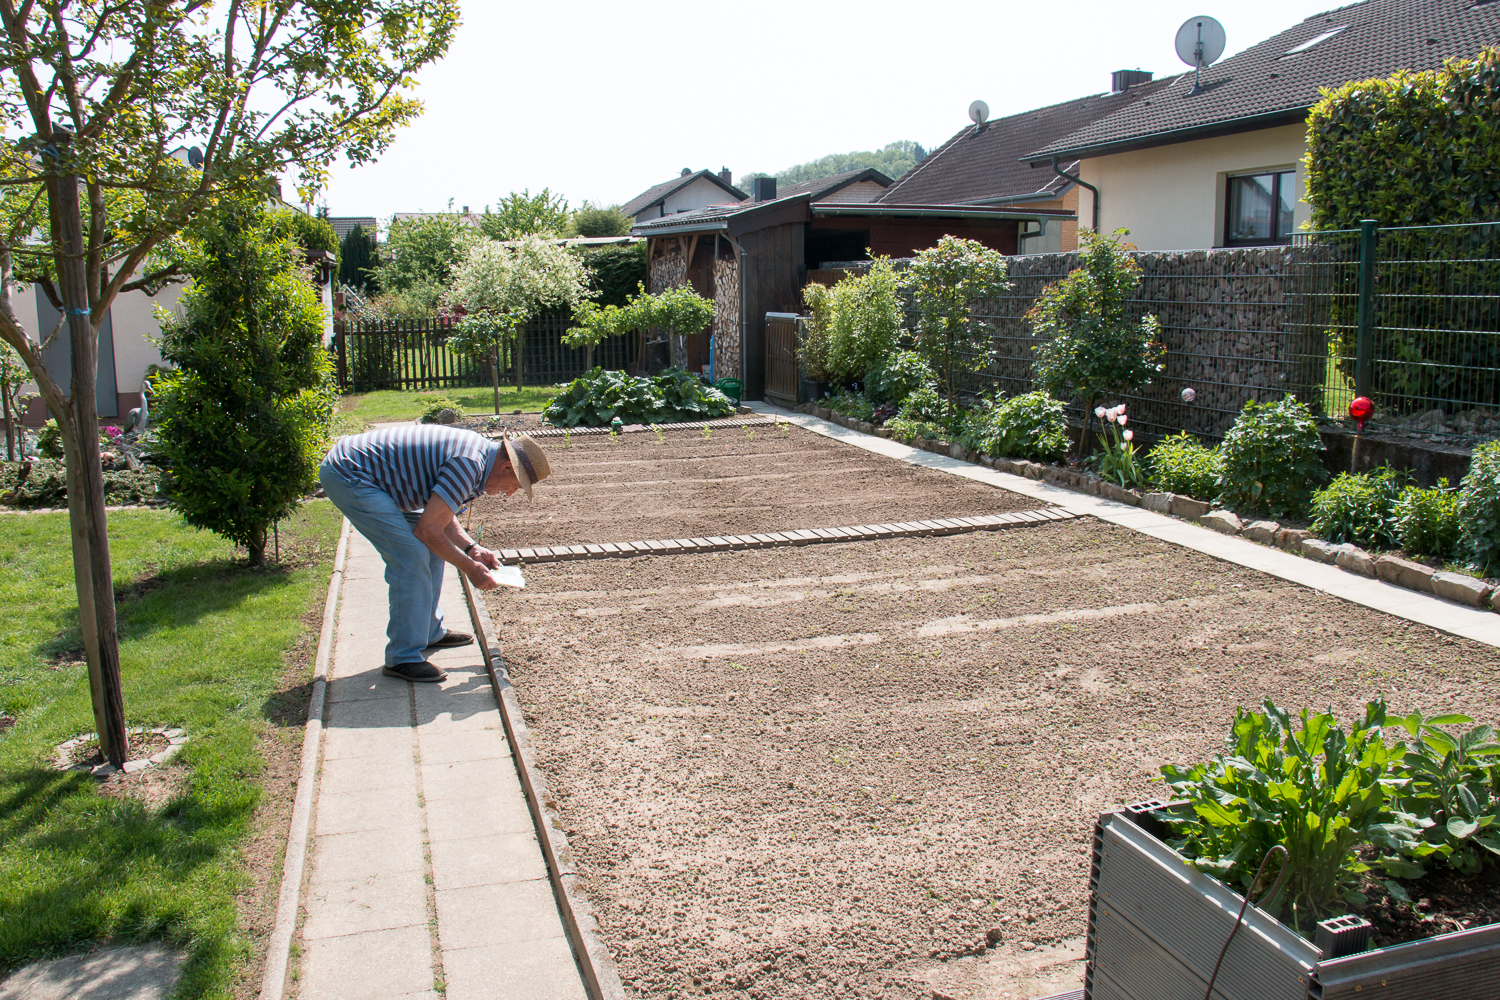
left=1349, top=396, right=1374, bottom=473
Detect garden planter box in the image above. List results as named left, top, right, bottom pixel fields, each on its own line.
left=1086, top=804, right=1500, bottom=1000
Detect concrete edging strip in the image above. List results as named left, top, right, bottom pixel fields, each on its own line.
left=460, top=576, right=627, bottom=1000
left=258, top=516, right=353, bottom=1000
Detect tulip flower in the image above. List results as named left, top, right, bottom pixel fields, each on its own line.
left=1123, top=429, right=1134, bottom=441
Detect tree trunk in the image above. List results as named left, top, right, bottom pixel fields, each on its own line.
left=62, top=434, right=110, bottom=748
left=48, top=147, right=127, bottom=768
left=515, top=332, right=523, bottom=393
left=3, top=386, right=13, bottom=462
left=489, top=346, right=500, bottom=415
left=585, top=344, right=593, bottom=372
left=247, top=525, right=266, bottom=567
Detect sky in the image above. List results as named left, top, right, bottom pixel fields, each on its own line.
left=315, top=0, right=1351, bottom=224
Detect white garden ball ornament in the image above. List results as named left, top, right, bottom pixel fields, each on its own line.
left=1181, top=387, right=1197, bottom=403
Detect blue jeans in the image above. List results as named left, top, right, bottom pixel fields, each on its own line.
left=319, top=461, right=447, bottom=665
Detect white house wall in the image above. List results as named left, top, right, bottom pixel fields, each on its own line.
left=1077, top=124, right=1308, bottom=251
left=659, top=178, right=742, bottom=217
left=819, top=180, right=887, bottom=204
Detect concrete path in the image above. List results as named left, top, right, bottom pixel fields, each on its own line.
left=749, top=402, right=1500, bottom=650
left=295, top=529, right=587, bottom=1000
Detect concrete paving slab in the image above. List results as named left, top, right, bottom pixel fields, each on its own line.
left=318, top=753, right=419, bottom=796
left=416, top=727, right=511, bottom=766
left=434, top=879, right=564, bottom=950
left=440, top=935, right=586, bottom=1000
left=429, top=831, right=549, bottom=889
left=0, top=943, right=184, bottom=1000
left=325, top=670, right=410, bottom=704
left=422, top=757, right=524, bottom=802
left=309, top=828, right=425, bottom=885
left=321, top=723, right=416, bottom=762
left=314, top=787, right=422, bottom=837
left=326, top=694, right=412, bottom=729
left=426, top=788, right=535, bottom=842
left=300, top=924, right=435, bottom=1000
left=302, top=868, right=429, bottom=940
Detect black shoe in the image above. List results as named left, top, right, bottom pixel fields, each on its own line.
left=382, top=660, right=446, bottom=683
left=426, top=630, right=474, bottom=650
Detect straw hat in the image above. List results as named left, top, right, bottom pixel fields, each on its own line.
left=502, top=433, right=551, bottom=498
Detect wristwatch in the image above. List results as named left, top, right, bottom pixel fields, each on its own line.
left=464, top=542, right=480, bottom=557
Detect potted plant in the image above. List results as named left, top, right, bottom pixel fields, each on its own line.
left=1085, top=700, right=1500, bottom=999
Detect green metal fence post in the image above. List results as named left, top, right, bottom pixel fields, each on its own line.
left=1355, top=219, right=1378, bottom=399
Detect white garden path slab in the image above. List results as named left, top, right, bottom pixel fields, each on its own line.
left=746, top=402, right=1500, bottom=650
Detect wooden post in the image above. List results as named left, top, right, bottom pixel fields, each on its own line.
left=48, top=135, right=126, bottom=767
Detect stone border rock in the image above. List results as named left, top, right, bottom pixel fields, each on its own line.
left=53, top=726, right=188, bottom=777
left=800, top=403, right=1500, bottom=615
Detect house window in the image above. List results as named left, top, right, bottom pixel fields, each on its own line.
left=1225, top=170, right=1296, bottom=246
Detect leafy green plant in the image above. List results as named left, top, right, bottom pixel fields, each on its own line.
left=906, top=236, right=1013, bottom=423
left=1148, top=432, right=1222, bottom=499
left=1029, top=230, right=1164, bottom=454
left=885, top=415, right=946, bottom=444
left=1459, top=440, right=1500, bottom=574
left=541, top=367, right=732, bottom=428
left=865, top=349, right=936, bottom=406
left=701, top=423, right=711, bottom=440
left=1397, top=481, right=1461, bottom=559
left=820, top=258, right=906, bottom=385
left=800, top=282, right=837, bottom=384
left=897, top=385, right=945, bottom=425
left=959, top=391, right=1068, bottom=462
left=1310, top=467, right=1408, bottom=549
left=0, top=459, right=162, bottom=508
left=1092, top=403, right=1148, bottom=488
left=1383, top=710, right=1500, bottom=877
left=1161, top=699, right=1406, bottom=935
left=1217, top=397, right=1325, bottom=518
left=418, top=396, right=465, bottom=423
left=36, top=419, right=62, bottom=460
left=826, top=390, right=874, bottom=422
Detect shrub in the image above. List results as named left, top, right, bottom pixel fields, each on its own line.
left=799, top=282, right=836, bottom=384
left=155, top=196, right=335, bottom=566
left=36, top=419, right=63, bottom=459
left=907, top=236, right=1012, bottom=423
left=960, top=391, right=1068, bottom=462
left=1459, top=440, right=1500, bottom=574
left=1029, top=229, right=1164, bottom=451
left=1, top=458, right=162, bottom=508
left=826, top=390, right=873, bottom=422
left=826, top=258, right=905, bottom=386
left=1148, top=432, right=1221, bottom=500
left=865, top=350, right=935, bottom=406
left=1310, top=467, right=1408, bottom=549
left=418, top=396, right=465, bottom=423
left=542, top=367, right=733, bottom=427
left=1217, top=397, right=1325, bottom=518
left=885, top=415, right=946, bottom=444
left=1397, top=481, right=1461, bottom=560
left=897, top=384, right=945, bottom=425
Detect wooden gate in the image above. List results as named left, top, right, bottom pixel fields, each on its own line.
left=764, top=312, right=800, bottom=406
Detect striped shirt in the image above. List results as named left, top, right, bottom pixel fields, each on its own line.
left=323, top=425, right=503, bottom=513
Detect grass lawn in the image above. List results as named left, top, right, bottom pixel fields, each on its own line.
left=336, top=384, right=568, bottom=431
left=0, top=501, right=343, bottom=998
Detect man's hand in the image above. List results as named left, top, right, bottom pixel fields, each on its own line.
left=465, top=563, right=506, bottom=591
left=471, top=545, right=501, bottom=570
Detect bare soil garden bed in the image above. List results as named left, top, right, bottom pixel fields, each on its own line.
left=469, top=423, right=1048, bottom=552
left=482, top=513, right=1500, bottom=1000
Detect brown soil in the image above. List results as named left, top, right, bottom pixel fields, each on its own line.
left=65, top=730, right=170, bottom=768
left=469, top=423, right=1049, bottom=552
left=1354, top=862, right=1500, bottom=948
left=483, top=515, right=1500, bottom=1000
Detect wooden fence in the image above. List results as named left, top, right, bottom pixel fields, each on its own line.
left=332, top=312, right=639, bottom=393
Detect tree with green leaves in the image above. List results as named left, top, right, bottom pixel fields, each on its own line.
left=0, top=0, right=456, bottom=767
left=566, top=202, right=633, bottom=238
left=905, top=236, right=1012, bottom=424
left=449, top=235, right=593, bottom=411
left=373, top=211, right=478, bottom=311
left=1029, top=229, right=1165, bottom=455
left=479, top=188, right=570, bottom=240
left=155, top=196, right=335, bottom=567
left=339, top=223, right=381, bottom=294
left=742, top=140, right=928, bottom=188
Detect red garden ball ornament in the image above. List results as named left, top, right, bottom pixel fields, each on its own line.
left=1349, top=396, right=1374, bottom=430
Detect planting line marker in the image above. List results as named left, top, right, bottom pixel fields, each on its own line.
left=749, top=401, right=1500, bottom=650
left=259, top=516, right=352, bottom=1000
left=497, top=508, right=1079, bottom=566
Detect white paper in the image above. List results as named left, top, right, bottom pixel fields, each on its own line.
left=491, top=564, right=526, bottom=589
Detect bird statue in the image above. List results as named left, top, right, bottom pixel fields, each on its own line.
left=125, top=379, right=151, bottom=435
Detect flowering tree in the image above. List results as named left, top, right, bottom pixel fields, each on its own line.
left=0, top=0, right=457, bottom=767
left=564, top=283, right=714, bottom=375
left=449, top=236, right=593, bottom=411
left=905, top=236, right=1013, bottom=424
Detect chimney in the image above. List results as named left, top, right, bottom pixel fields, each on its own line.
left=1111, top=69, right=1153, bottom=93
left=719, top=167, right=732, bottom=186
left=461, top=205, right=469, bottom=214
left=681, top=167, right=692, bottom=177
left=751, top=176, right=777, bottom=202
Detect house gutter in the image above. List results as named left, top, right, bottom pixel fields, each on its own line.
left=1050, top=154, right=1099, bottom=231
left=630, top=220, right=729, bottom=238
left=810, top=204, right=1067, bottom=222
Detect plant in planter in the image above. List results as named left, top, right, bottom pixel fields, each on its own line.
left=1383, top=710, right=1500, bottom=878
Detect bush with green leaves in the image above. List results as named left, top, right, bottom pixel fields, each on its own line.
left=907, top=236, right=1012, bottom=423
left=1397, top=481, right=1461, bottom=560
left=825, top=390, right=873, bottom=422
left=799, top=282, right=836, bottom=384
left=865, top=349, right=935, bottom=406
left=418, top=396, right=465, bottom=423
left=1382, top=710, right=1500, bottom=878
left=566, top=202, right=634, bottom=239
left=1148, top=432, right=1221, bottom=500
left=810, top=257, right=905, bottom=386
left=959, top=391, right=1068, bottom=462
left=1161, top=699, right=1408, bottom=935
left=155, top=196, right=335, bottom=566
left=1217, top=396, right=1325, bottom=518
left=542, top=367, right=733, bottom=427
left=1311, top=467, right=1408, bottom=549
left=1029, top=229, right=1164, bottom=452
left=1, top=458, right=162, bottom=508
left=1459, top=440, right=1500, bottom=574
left=885, top=415, right=946, bottom=444
left=573, top=241, right=648, bottom=308
left=897, top=384, right=945, bottom=425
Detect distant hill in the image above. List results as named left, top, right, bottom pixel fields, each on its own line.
left=743, top=141, right=929, bottom=188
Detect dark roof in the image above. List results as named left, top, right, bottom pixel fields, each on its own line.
left=621, top=170, right=748, bottom=217
left=325, top=216, right=377, bottom=241
left=1027, top=0, right=1500, bottom=161
left=629, top=193, right=1074, bottom=238
left=629, top=200, right=768, bottom=235
left=776, top=168, right=895, bottom=200
left=879, top=80, right=1175, bottom=205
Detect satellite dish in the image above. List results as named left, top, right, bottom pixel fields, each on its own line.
left=1175, top=16, right=1225, bottom=94
left=969, top=100, right=989, bottom=125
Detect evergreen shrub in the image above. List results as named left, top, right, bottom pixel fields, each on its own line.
left=1217, top=397, right=1325, bottom=518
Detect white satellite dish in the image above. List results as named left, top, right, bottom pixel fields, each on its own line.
left=969, top=100, right=989, bottom=125
left=1175, top=15, right=1226, bottom=94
